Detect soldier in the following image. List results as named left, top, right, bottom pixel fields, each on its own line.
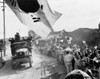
left=9, top=38, right=15, bottom=56
left=15, top=32, right=20, bottom=42
left=64, top=47, right=74, bottom=74
left=9, top=38, right=15, bottom=44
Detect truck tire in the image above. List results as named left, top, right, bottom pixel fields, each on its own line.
left=11, top=63, right=16, bottom=69
left=29, top=61, right=32, bottom=67
left=29, top=57, right=32, bottom=67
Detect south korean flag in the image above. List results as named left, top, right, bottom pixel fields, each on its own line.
left=4, top=0, right=62, bottom=39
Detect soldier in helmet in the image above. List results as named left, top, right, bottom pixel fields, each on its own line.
left=15, top=32, right=20, bottom=42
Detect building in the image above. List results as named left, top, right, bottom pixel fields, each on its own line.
left=47, top=29, right=68, bottom=39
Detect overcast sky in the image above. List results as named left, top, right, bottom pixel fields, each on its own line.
left=0, top=0, right=100, bottom=38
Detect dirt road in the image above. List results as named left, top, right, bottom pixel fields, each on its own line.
left=0, top=47, right=66, bottom=79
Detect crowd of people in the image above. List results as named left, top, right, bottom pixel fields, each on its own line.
left=6, top=32, right=100, bottom=79
left=48, top=35, right=100, bottom=79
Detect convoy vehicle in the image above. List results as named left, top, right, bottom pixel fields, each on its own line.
left=10, top=41, right=32, bottom=69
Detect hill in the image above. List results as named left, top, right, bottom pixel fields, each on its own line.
left=68, top=28, right=100, bottom=46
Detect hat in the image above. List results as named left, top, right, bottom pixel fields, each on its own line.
left=65, top=47, right=72, bottom=52
left=94, top=46, right=97, bottom=49
left=65, top=69, right=92, bottom=79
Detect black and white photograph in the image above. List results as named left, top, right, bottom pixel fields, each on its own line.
left=0, top=0, right=100, bottom=79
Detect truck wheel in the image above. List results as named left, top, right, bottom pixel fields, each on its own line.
left=29, top=61, right=32, bottom=67
left=29, top=58, right=32, bottom=67
left=11, top=63, right=15, bottom=69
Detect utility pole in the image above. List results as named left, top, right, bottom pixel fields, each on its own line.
left=0, top=0, right=6, bottom=57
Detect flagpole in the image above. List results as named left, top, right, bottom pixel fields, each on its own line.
left=0, top=0, right=6, bottom=56
left=3, top=0, right=6, bottom=56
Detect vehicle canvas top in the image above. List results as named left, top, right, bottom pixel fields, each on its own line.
left=11, top=41, right=30, bottom=51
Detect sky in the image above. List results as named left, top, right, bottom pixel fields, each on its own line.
left=0, top=0, right=100, bottom=38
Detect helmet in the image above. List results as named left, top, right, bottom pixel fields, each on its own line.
left=94, top=46, right=98, bottom=49
left=65, top=47, right=72, bottom=52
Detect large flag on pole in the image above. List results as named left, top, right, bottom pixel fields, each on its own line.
left=4, top=0, right=62, bottom=39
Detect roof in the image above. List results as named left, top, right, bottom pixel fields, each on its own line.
left=48, top=29, right=68, bottom=38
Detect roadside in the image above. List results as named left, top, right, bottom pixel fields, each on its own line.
left=0, top=46, right=67, bottom=79
left=32, top=47, right=66, bottom=79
